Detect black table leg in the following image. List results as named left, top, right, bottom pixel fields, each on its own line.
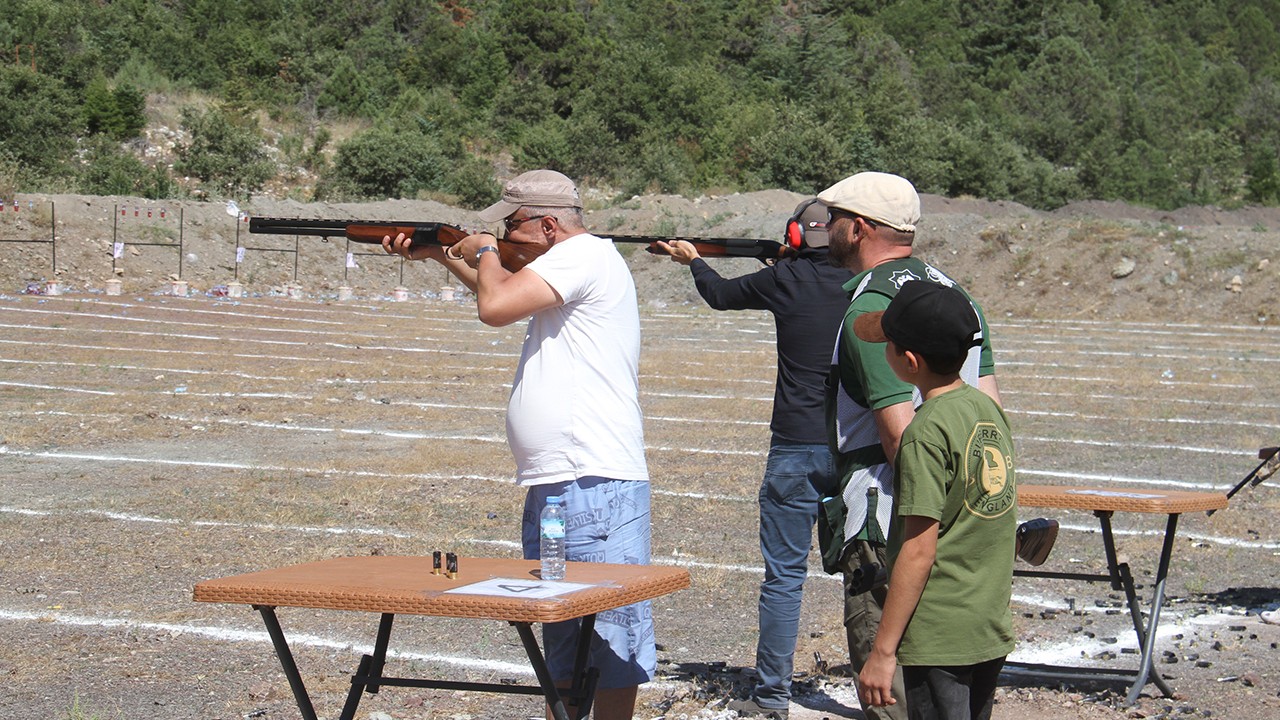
left=1126, top=514, right=1180, bottom=704
left=514, top=621, right=573, bottom=720
left=568, top=614, right=599, bottom=720
left=1097, top=511, right=1177, bottom=703
left=254, top=605, right=319, bottom=720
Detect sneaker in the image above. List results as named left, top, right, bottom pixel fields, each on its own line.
left=727, top=697, right=789, bottom=719
left=1016, top=518, right=1059, bottom=566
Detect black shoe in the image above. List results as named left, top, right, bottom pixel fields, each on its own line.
left=1016, top=518, right=1059, bottom=566
left=727, top=697, right=789, bottom=719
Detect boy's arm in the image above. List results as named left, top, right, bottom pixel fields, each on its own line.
left=858, top=514, right=939, bottom=707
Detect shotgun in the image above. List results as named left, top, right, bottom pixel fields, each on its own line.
left=248, top=216, right=793, bottom=272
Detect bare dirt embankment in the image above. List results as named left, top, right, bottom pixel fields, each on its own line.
left=2, top=190, right=1279, bottom=327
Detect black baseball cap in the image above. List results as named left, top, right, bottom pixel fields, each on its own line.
left=852, top=280, right=981, bottom=356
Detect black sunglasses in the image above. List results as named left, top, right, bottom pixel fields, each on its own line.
left=504, top=214, right=552, bottom=232
left=827, top=208, right=878, bottom=229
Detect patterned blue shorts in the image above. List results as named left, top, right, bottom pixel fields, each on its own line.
left=522, top=477, right=655, bottom=688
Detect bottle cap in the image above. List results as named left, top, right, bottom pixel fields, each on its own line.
left=547, top=495, right=562, bottom=504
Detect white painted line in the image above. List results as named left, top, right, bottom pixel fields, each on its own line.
left=0, top=356, right=290, bottom=381
left=0, top=608, right=535, bottom=676
left=0, top=380, right=115, bottom=395
left=1004, top=388, right=1280, bottom=412
left=0, top=447, right=509, bottom=482
left=1011, top=408, right=1280, bottom=431
left=1019, top=468, right=1225, bottom=491
left=1017, top=435, right=1250, bottom=457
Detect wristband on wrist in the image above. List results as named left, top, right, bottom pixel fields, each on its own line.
left=476, top=245, right=499, bottom=260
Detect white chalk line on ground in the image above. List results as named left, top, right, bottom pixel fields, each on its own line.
left=0, top=295, right=443, bottom=326
left=0, top=447, right=749, bottom=502
left=7, top=297, right=1269, bottom=386
left=0, top=337, right=514, bottom=367
left=3, top=354, right=1268, bottom=439
left=2, top=459, right=1271, bottom=549
left=0, top=356, right=291, bottom=382
left=10, top=294, right=1279, bottom=353
left=3, top=390, right=1267, bottom=467
left=1002, top=371, right=1257, bottom=391
left=993, top=315, right=1280, bottom=336
left=0, top=380, right=116, bottom=396
left=1013, top=408, right=1280, bottom=432
left=0, top=301, right=770, bottom=351
left=0, top=510, right=1265, bottom=675
left=57, top=294, right=1259, bottom=361
left=0, top=337, right=368, bottom=366
left=0, top=381, right=311, bottom=401
left=999, top=341, right=1280, bottom=363
left=11, top=505, right=1269, bottom=609
left=0, top=403, right=1261, bottom=485
left=0, top=352, right=766, bottom=391
left=1017, top=468, right=1224, bottom=490
left=0, top=299, right=495, bottom=335
left=1002, top=387, right=1280, bottom=412
left=2, top=405, right=769, bottom=451
left=1016, top=434, right=1257, bottom=458
left=0, top=321, right=526, bottom=360
left=4, top=356, right=1270, bottom=434
left=0, top=608, right=537, bottom=676
left=0, top=320, right=304, bottom=347
left=40, top=297, right=1280, bottom=358
left=1, top=332, right=1266, bottom=400
left=0, top=447, right=506, bottom=483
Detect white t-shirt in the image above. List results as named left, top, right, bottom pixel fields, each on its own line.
left=505, top=232, right=648, bottom=486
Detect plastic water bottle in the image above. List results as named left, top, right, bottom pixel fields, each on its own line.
left=539, top=495, right=567, bottom=581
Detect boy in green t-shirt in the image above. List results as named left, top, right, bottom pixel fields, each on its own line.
left=852, top=280, right=1017, bottom=720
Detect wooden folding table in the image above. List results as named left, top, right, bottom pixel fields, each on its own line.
left=194, top=556, right=690, bottom=720
left=1010, top=485, right=1226, bottom=705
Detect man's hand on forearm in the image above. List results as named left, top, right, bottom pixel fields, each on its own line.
left=382, top=232, right=444, bottom=262
left=654, top=239, right=700, bottom=265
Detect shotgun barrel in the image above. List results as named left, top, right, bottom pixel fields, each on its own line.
left=249, top=216, right=794, bottom=267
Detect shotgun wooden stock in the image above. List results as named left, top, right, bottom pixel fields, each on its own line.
left=249, top=216, right=793, bottom=272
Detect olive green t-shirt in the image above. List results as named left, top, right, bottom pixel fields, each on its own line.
left=889, top=383, right=1017, bottom=666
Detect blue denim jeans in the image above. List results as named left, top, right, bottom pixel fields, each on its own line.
left=753, top=442, right=836, bottom=709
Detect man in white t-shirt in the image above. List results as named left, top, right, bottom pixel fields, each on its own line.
left=384, top=170, right=652, bottom=720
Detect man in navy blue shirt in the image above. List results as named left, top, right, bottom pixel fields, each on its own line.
left=655, top=199, right=853, bottom=719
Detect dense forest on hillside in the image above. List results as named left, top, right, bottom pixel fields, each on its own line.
left=1, top=0, right=1278, bottom=210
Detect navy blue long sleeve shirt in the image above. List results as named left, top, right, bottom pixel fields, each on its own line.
left=689, top=247, right=854, bottom=445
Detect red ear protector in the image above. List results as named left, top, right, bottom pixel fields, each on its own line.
left=784, top=198, right=828, bottom=250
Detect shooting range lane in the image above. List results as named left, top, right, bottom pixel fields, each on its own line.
left=0, top=292, right=1277, bottom=718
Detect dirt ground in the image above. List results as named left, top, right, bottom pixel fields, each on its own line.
left=0, top=191, right=1278, bottom=720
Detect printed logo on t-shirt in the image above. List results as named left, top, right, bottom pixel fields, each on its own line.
left=964, top=421, right=1016, bottom=518
left=922, top=264, right=956, bottom=287
left=888, top=268, right=921, bottom=288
